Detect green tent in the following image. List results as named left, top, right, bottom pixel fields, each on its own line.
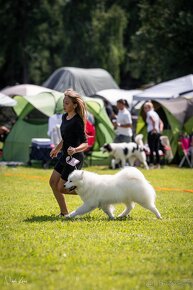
left=136, top=97, right=193, bottom=159
left=183, top=98, right=193, bottom=135
left=3, top=92, right=115, bottom=164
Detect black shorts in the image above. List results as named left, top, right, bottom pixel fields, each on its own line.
left=54, top=153, right=84, bottom=181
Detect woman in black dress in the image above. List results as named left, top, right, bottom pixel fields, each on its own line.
left=49, top=89, right=88, bottom=216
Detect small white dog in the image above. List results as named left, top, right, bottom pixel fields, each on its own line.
left=64, top=167, right=162, bottom=219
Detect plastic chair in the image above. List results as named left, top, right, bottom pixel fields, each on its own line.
left=178, top=138, right=192, bottom=168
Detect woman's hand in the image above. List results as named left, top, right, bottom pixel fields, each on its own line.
left=152, top=128, right=157, bottom=133
left=50, top=147, right=60, bottom=158
left=67, top=146, right=76, bottom=156
left=50, top=140, right=63, bottom=158
left=112, top=119, right=118, bottom=129
left=67, top=143, right=88, bottom=155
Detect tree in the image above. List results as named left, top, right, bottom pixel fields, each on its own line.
left=62, top=1, right=127, bottom=84
left=0, top=0, right=40, bottom=86
left=128, top=0, right=193, bottom=83
left=0, top=0, right=68, bottom=87
left=90, top=4, right=127, bottom=83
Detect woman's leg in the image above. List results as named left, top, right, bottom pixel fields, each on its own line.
left=148, top=132, right=155, bottom=165
left=49, top=170, right=69, bottom=215
left=154, top=134, right=161, bottom=165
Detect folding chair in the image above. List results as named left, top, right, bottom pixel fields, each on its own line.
left=178, top=137, right=192, bottom=168
left=160, top=136, right=173, bottom=162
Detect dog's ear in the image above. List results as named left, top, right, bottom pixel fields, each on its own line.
left=105, top=143, right=112, bottom=152
left=78, top=170, right=84, bottom=180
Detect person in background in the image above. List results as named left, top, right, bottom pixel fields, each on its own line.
left=0, top=125, right=10, bottom=141
left=0, top=107, right=16, bottom=142
left=87, top=111, right=95, bottom=125
left=143, top=101, right=164, bottom=169
left=113, top=99, right=132, bottom=143
left=47, top=112, right=62, bottom=146
left=49, top=89, right=88, bottom=217
left=86, top=119, right=96, bottom=149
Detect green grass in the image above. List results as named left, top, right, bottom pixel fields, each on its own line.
left=0, top=165, right=193, bottom=290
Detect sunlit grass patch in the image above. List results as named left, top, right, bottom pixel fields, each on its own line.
left=0, top=165, right=193, bottom=290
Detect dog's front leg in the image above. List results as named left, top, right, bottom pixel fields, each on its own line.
left=101, top=205, right=115, bottom=219
left=65, top=203, right=96, bottom=218
left=128, top=156, right=135, bottom=166
left=121, top=158, right=126, bottom=168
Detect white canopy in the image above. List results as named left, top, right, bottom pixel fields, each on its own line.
left=133, top=74, right=193, bottom=100
left=0, top=93, right=17, bottom=107
left=94, top=89, right=143, bottom=107
left=1, top=84, right=54, bottom=97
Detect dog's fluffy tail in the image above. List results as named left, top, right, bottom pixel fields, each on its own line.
left=135, top=134, right=144, bottom=146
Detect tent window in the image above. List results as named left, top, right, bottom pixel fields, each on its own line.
left=24, top=108, right=48, bottom=124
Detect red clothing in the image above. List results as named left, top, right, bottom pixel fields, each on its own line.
left=86, top=120, right=96, bottom=148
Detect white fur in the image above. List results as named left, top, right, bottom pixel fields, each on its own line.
left=64, top=167, right=162, bottom=219
left=101, top=142, right=149, bottom=169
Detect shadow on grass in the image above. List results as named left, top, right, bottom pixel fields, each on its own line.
left=23, top=215, right=133, bottom=223
left=24, top=215, right=64, bottom=223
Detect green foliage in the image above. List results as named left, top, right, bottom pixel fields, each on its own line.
left=62, top=2, right=127, bottom=84
left=129, top=0, right=193, bottom=83
left=0, top=0, right=193, bottom=88
left=0, top=0, right=68, bottom=85
left=0, top=166, right=193, bottom=289
left=90, top=4, right=127, bottom=83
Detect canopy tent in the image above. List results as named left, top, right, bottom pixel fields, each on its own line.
left=136, top=97, right=193, bottom=159
left=91, top=89, right=143, bottom=107
left=1, top=84, right=54, bottom=97
left=2, top=91, right=114, bottom=163
left=134, top=74, right=193, bottom=101
left=43, top=67, right=119, bottom=96
left=0, top=93, right=17, bottom=107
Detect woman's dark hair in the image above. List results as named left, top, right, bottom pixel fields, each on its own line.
left=117, top=99, right=129, bottom=109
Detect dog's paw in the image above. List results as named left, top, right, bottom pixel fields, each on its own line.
left=64, top=214, right=73, bottom=219
left=108, top=216, right=115, bottom=220
left=117, top=215, right=127, bottom=220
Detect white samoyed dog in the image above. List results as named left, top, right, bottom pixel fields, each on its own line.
left=64, top=167, right=162, bottom=220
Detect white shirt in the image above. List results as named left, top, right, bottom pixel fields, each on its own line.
left=47, top=113, right=62, bottom=145
left=116, top=108, right=132, bottom=137
left=146, top=110, right=160, bottom=133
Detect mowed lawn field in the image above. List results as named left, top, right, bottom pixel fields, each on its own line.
left=0, top=165, right=193, bottom=290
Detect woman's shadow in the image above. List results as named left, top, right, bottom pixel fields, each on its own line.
left=23, top=215, right=108, bottom=223
left=24, top=215, right=62, bottom=223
